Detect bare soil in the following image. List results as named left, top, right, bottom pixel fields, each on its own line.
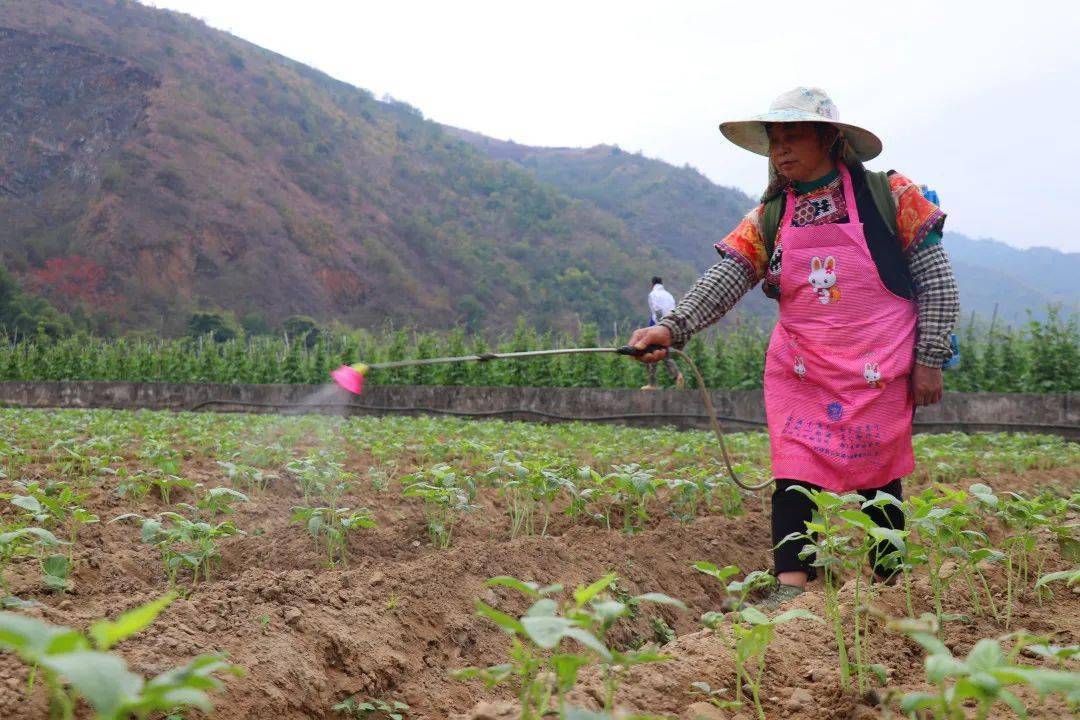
left=0, top=441, right=1076, bottom=720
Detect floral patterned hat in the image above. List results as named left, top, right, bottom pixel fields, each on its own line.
left=719, top=87, right=882, bottom=161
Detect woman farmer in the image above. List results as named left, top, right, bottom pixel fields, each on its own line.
left=628, top=87, right=960, bottom=608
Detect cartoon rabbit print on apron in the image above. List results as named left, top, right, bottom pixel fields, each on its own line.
left=808, top=255, right=841, bottom=304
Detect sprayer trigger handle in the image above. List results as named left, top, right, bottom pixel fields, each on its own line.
left=616, top=344, right=668, bottom=357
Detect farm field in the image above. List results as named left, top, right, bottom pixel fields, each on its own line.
left=0, top=409, right=1077, bottom=720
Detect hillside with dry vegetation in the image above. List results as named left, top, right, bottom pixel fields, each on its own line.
left=0, top=0, right=707, bottom=335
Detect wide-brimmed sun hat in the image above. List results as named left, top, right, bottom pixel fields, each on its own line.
left=719, top=87, right=882, bottom=161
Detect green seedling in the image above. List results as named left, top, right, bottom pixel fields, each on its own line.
left=777, top=486, right=908, bottom=694
left=966, top=486, right=1063, bottom=628
left=560, top=709, right=669, bottom=720
left=367, top=464, right=393, bottom=492
left=666, top=477, right=704, bottom=523
left=692, top=562, right=740, bottom=597
left=9, top=480, right=99, bottom=561
left=905, top=485, right=1003, bottom=623
left=454, top=574, right=684, bottom=717
left=485, top=451, right=563, bottom=538
left=233, top=440, right=290, bottom=470
left=559, top=466, right=600, bottom=524
left=290, top=505, right=375, bottom=565
left=9, top=491, right=51, bottom=524
left=689, top=680, right=740, bottom=711
left=948, top=489, right=1006, bottom=621
left=41, top=554, right=71, bottom=593
left=666, top=465, right=744, bottom=523
left=776, top=486, right=862, bottom=691
left=286, top=453, right=354, bottom=502
left=701, top=606, right=823, bottom=720
left=402, top=464, right=477, bottom=549
left=1035, top=567, right=1080, bottom=594
left=178, top=486, right=249, bottom=520
left=452, top=578, right=583, bottom=720
left=147, top=473, right=198, bottom=504
left=0, top=436, right=27, bottom=480
left=881, top=612, right=1080, bottom=719
left=0, top=526, right=65, bottom=599
left=0, top=593, right=243, bottom=720
left=565, top=574, right=684, bottom=710
left=116, top=469, right=154, bottom=503
left=217, top=460, right=270, bottom=493
left=840, top=498, right=909, bottom=694
left=600, top=464, right=663, bottom=533
left=649, top=616, right=676, bottom=645
left=47, top=439, right=117, bottom=483
left=997, top=492, right=1060, bottom=626
left=1024, top=642, right=1080, bottom=669
left=692, top=562, right=777, bottom=611
left=332, top=696, right=409, bottom=719
left=113, top=511, right=242, bottom=585
left=140, top=439, right=184, bottom=475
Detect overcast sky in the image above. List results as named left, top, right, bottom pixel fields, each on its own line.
left=144, top=0, right=1079, bottom=252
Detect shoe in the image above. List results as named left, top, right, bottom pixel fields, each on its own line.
left=675, top=373, right=686, bottom=389
left=723, top=583, right=805, bottom=613
left=756, top=583, right=805, bottom=611
left=640, top=385, right=658, bottom=390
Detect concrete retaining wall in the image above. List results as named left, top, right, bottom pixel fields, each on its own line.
left=0, top=381, right=1076, bottom=438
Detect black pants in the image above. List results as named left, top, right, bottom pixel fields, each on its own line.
left=772, top=478, right=904, bottom=581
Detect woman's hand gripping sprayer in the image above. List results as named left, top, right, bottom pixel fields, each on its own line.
left=627, top=324, right=674, bottom=365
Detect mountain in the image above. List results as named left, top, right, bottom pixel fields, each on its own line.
left=445, top=129, right=781, bottom=322
left=0, top=0, right=1071, bottom=339
left=444, top=128, right=757, bottom=271
left=0, top=0, right=698, bottom=335
left=942, top=233, right=1079, bottom=325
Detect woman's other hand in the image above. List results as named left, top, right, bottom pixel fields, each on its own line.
left=912, top=364, right=943, bottom=406
left=627, top=325, right=672, bottom=363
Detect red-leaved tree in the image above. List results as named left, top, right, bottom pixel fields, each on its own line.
left=27, top=255, right=116, bottom=311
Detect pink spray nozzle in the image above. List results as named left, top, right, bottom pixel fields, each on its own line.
left=330, top=363, right=368, bottom=395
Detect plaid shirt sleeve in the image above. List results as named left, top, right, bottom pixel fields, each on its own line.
left=908, top=241, right=960, bottom=367
left=657, top=257, right=754, bottom=346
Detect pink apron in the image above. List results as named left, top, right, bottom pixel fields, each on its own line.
left=763, top=163, right=916, bottom=491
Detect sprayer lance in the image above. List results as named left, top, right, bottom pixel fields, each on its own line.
left=344, top=344, right=665, bottom=372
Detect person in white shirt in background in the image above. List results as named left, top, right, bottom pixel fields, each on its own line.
left=643, top=277, right=686, bottom=390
